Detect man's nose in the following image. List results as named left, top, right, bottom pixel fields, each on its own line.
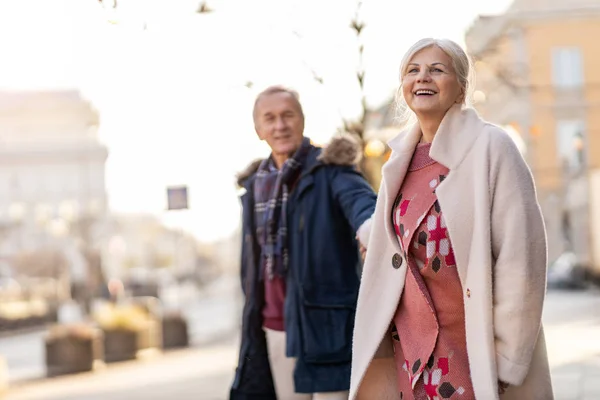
left=275, top=117, right=287, bottom=129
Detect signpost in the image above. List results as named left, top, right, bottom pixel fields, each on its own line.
left=166, top=186, right=189, bottom=211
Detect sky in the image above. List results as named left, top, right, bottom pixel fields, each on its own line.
left=0, top=0, right=512, bottom=242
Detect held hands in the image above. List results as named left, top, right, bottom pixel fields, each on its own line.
left=498, top=381, right=509, bottom=395
left=356, top=235, right=367, bottom=261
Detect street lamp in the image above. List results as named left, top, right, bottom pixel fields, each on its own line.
left=364, top=139, right=386, bottom=158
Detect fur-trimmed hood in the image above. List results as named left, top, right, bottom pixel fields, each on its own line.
left=236, top=134, right=362, bottom=187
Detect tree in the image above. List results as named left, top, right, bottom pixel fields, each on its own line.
left=295, top=1, right=383, bottom=186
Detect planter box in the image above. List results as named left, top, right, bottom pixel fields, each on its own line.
left=0, top=318, right=17, bottom=332
left=45, top=331, right=103, bottom=377
left=162, top=314, right=189, bottom=349
left=103, top=329, right=139, bottom=363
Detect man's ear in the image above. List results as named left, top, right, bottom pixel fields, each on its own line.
left=255, top=124, right=265, bottom=141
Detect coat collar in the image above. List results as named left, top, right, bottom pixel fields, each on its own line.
left=380, top=105, right=485, bottom=253
left=387, top=105, right=485, bottom=170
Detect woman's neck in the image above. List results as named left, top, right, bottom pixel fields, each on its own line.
left=418, top=115, right=443, bottom=143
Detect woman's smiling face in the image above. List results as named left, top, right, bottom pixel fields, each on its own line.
left=402, top=45, right=463, bottom=119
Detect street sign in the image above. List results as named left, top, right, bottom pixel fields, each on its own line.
left=166, top=186, right=189, bottom=210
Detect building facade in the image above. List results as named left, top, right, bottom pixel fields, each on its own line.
left=0, top=90, right=108, bottom=290
left=466, top=0, right=600, bottom=271
left=0, top=90, right=108, bottom=232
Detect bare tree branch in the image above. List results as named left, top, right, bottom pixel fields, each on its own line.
left=197, top=2, right=214, bottom=14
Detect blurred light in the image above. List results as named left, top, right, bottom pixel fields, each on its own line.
left=59, top=200, right=79, bottom=222
left=89, top=199, right=103, bottom=216
left=47, top=218, right=69, bottom=238
left=573, top=135, right=584, bottom=151
left=364, top=139, right=386, bottom=158
left=35, top=204, right=53, bottom=225
left=530, top=125, right=541, bottom=137
left=473, top=90, right=486, bottom=104
left=108, top=236, right=127, bottom=255
left=8, top=203, right=26, bottom=222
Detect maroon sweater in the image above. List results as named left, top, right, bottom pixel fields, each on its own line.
left=262, top=274, right=286, bottom=331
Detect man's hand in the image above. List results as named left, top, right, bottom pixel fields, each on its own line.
left=356, top=235, right=367, bottom=261
left=498, top=380, right=509, bottom=395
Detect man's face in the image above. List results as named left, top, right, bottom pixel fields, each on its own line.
left=254, top=92, right=305, bottom=158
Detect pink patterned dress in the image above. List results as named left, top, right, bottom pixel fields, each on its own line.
left=391, top=142, right=475, bottom=400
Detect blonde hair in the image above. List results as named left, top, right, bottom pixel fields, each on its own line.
left=395, top=38, right=475, bottom=127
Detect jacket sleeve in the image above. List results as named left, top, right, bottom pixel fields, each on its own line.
left=239, top=188, right=258, bottom=298
left=240, top=204, right=249, bottom=297
left=240, top=230, right=249, bottom=297
left=489, top=130, right=548, bottom=386
left=330, top=166, right=377, bottom=234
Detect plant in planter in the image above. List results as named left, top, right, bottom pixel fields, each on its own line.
left=44, top=323, right=103, bottom=377
left=0, top=300, right=31, bottom=331
left=161, top=311, right=189, bottom=350
left=94, top=304, right=154, bottom=363
left=126, top=296, right=163, bottom=350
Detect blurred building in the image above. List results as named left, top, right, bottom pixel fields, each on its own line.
left=102, top=213, right=217, bottom=286
left=0, top=90, right=108, bottom=291
left=466, top=0, right=600, bottom=273
left=0, top=90, right=108, bottom=228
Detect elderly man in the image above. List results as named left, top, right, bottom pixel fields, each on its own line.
left=229, top=86, right=376, bottom=400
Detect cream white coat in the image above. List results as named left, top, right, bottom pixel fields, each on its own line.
left=350, top=105, right=553, bottom=400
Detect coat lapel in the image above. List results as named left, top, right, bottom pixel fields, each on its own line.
left=429, top=105, right=486, bottom=170
left=428, top=105, right=486, bottom=285
left=384, top=105, right=486, bottom=286
left=381, top=123, right=422, bottom=253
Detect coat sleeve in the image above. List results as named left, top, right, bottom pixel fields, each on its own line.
left=239, top=187, right=258, bottom=298
left=330, top=166, right=377, bottom=234
left=240, top=202, right=250, bottom=297
left=489, top=129, right=548, bottom=386
left=240, top=230, right=249, bottom=297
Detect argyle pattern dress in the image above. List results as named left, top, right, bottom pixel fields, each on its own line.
left=391, top=142, right=475, bottom=400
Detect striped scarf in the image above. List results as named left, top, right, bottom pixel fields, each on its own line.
left=254, top=137, right=312, bottom=280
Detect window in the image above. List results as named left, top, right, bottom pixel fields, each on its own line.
left=556, top=120, right=586, bottom=173
left=552, top=47, right=584, bottom=88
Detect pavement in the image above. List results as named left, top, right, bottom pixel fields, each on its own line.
left=5, top=337, right=239, bottom=400
left=2, top=286, right=600, bottom=400
left=543, top=288, right=600, bottom=400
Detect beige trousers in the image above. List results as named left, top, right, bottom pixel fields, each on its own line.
left=264, top=328, right=349, bottom=400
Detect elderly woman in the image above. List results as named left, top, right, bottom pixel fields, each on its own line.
left=350, top=38, right=553, bottom=400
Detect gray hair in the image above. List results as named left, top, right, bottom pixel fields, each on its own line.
left=253, top=85, right=304, bottom=124
left=395, top=38, right=475, bottom=127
